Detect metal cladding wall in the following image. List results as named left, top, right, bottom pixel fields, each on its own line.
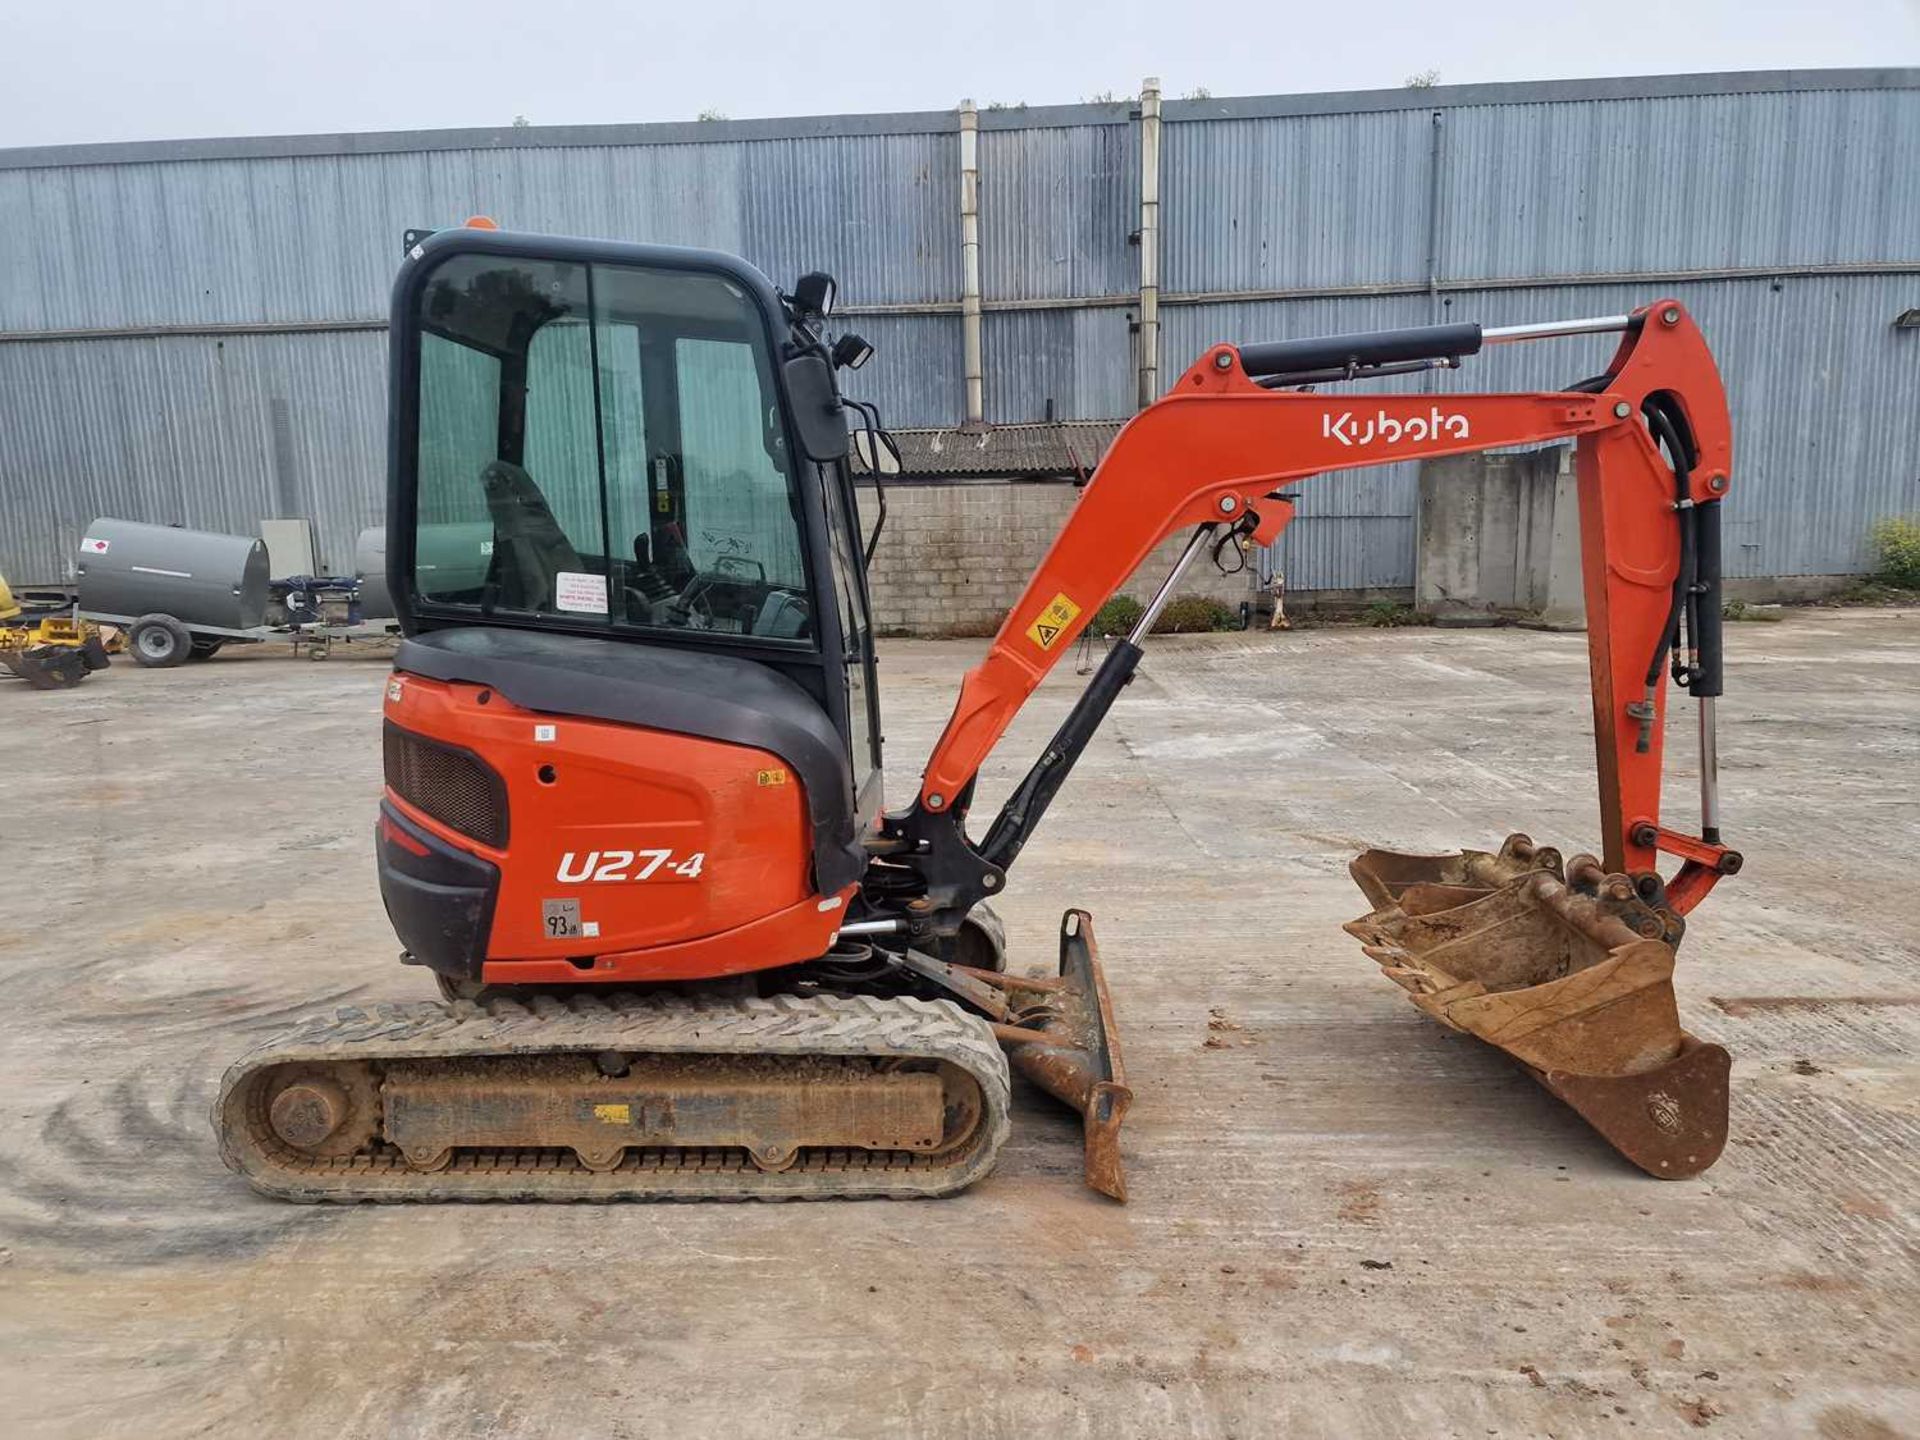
left=2, top=70, right=1917, bottom=588
left=1160, top=77, right=1920, bottom=587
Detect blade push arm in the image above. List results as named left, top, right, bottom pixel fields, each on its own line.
left=896, top=301, right=1736, bottom=924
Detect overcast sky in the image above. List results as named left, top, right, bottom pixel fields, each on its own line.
left=3, top=0, right=1916, bottom=149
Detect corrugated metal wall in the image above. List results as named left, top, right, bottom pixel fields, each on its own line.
left=3, top=72, right=1917, bottom=587
left=1159, top=79, right=1920, bottom=587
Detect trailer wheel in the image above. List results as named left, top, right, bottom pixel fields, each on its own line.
left=188, top=638, right=226, bottom=661
left=129, top=614, right=194, bottom=668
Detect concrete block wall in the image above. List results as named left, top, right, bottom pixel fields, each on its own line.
left=1415, top=444, right=1586, bottom=629
left=860, top=479, right=1255, bottom=637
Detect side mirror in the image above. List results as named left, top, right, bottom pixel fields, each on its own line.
left=782, top=352, right=850, bottom=463
left=853, top=427, right=902, bottom=476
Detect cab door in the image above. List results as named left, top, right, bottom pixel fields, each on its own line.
left=818, top=461, right=882, bottom=817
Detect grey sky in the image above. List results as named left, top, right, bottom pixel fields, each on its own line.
left=4, top=0, right=1917, bottom=149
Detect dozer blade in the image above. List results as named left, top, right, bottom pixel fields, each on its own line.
left=897, top=910, right=1133, bottom=1200
left=1000, top=911, right=1132, bottom=1201
left=1345, top=834, right=1729, bottom=1179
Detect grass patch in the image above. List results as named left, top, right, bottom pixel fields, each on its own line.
left=1152, top=595, right=1240, bottom=634
left=1870, top=516, right=1920, bottom=589
left=1362, top=602, right=1421, bottom=628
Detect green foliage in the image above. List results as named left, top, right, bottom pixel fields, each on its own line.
left=1404, top=69, right=1441, bottom=89
left=1721, top=599, right=1781, bottom=623
left=1869, top=516, right=1920, bottom=590
left=1153, top=595, right=1239, bottom=634
left=1363, top=602, right=1419, bottom=628
left=696, top=108, right=728, bottom=122
left=1090, top=595, right=1144, bottom=636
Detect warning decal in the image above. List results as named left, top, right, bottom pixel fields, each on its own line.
left=555, top=570, right=609, bottom=614
left=1025, top=593, right=1082, bottom=651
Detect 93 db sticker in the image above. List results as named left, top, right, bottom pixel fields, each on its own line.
left=541, top=898, right=582, bottom=939
left=1025, top=593, right=1081, bottom=651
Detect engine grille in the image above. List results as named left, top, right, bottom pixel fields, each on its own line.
left=383, top=723, right=509, bottom=849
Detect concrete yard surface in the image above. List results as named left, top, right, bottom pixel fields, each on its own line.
left=0, top=612, right=1914, bottom=1439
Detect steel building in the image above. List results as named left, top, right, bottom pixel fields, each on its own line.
left=2, top=68, right=1917, bottom=589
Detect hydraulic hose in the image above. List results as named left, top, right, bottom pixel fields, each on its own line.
left=1632, top=401, right=1700, bottom=753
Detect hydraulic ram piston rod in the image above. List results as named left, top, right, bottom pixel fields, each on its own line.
left=1482, top=314, right=1634, bottom=344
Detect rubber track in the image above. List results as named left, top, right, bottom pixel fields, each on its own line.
left=214, top=991, right=1011, bottom=1203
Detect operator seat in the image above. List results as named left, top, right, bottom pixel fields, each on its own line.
left=480, top=459, right=583, bottom=611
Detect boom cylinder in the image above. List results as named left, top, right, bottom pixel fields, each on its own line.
left=978, top=525, right=1216, bottom=870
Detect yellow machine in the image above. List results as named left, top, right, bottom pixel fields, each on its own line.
left=0, top=569, right=121, bottom=689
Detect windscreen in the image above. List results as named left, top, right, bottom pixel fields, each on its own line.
left=410, top=253, right=813, bottom=644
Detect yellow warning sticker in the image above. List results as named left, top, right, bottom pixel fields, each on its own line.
left=757, top=768, right=789, bottom=786
left=592, top=1104, right=632, bottom=1125
left=1025, top=593, right=1082, bottom=651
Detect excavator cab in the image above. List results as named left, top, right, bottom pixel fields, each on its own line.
left=378, top=229, right=889, bottom=990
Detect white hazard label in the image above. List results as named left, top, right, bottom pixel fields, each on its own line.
left=555, top=570, right=608, bottom=614
left=81, top=536, right=110, bottom=554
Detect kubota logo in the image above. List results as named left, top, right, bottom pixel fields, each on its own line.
left=1323, top=407, right=1472, bottom=448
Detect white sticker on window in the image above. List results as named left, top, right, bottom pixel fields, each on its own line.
left=81, top=537, right=110, bottom=554
left=555, top=571, right=608, bottom=614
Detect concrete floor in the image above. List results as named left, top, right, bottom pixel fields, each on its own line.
left=0, top=612, right=1914, bottom=1439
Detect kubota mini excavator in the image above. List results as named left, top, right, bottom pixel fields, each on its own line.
left=216, top=226, right=1743, bottom=1202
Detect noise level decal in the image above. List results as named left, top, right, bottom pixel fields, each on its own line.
left=1025, top=593, right=1082, bottom=651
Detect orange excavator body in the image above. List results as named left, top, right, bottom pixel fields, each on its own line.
left=216, top=227, right=1742, bottom=1204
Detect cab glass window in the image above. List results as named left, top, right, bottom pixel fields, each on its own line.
left=409, top=253, right=813, bottom=645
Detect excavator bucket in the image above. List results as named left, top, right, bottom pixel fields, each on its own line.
left=1345, top=835, right=1728, bottom=1178
left=2, top=644, right=91, bottom=690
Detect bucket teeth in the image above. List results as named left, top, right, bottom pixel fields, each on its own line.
left=1346, top=834, right=1729, bottom=1179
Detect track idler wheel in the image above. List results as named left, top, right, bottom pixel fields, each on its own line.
left=259, top=1063, right=380, bottom=1159
left=1346, top=834, right=1729, bottom=1178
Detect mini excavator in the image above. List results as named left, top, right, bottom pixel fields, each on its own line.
left=217, top=226, right=1742, bottom=1202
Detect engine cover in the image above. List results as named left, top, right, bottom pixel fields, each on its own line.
left=380, top=673, right=841, bottom=982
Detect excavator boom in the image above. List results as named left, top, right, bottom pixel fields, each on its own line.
left=885, top=301, right=1740, bottom=1180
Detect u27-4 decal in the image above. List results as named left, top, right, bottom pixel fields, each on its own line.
left=557, top=850, right=706, bottom=882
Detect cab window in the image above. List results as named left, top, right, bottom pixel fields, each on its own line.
left=409, top=254, right=814, bottom=646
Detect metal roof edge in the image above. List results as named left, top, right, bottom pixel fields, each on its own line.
left=3, top=68, right=1913, bottom=173
left=1161, top=67, right=1920, bottom=123
left=0, top=108, right=969, bottom=173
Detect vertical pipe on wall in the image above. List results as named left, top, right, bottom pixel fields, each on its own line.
left=959, top=99, right=984, bottom=427
left=1137, top=76, right=1162, bottom=410
left=1424, top=109, right=1445, bottom=327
